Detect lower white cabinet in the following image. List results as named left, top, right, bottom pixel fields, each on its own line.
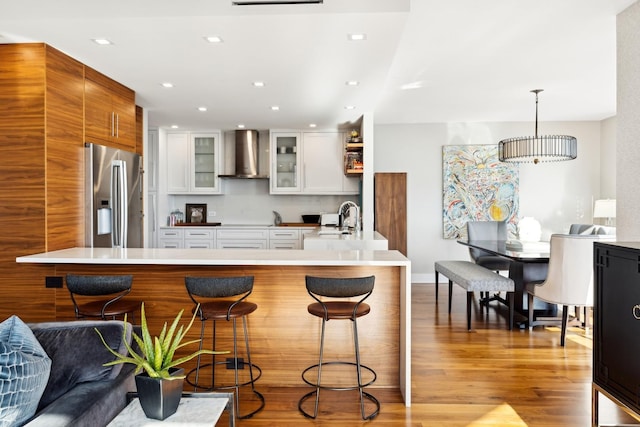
left=159, top=228, right=184, bottom=248
left=269, top=228, right=300, bottom=250
left=158, top=226, right=317, bottom=249
left=216, top=227, right=269, bottom=249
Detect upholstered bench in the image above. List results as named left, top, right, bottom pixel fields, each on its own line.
left=434, top=260, right=515, bottom=330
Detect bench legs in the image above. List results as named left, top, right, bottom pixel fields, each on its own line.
left=448, top=280, right=453, bottom=313
left=435, top=271, right=439, bottom=303
left=449, top=286, right=514, bottom=331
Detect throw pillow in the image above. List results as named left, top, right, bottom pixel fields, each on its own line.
left=0, top=315, right=52, bottom=427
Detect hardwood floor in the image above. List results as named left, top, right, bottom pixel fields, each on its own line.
left=212, top=284, right=639, bottom=426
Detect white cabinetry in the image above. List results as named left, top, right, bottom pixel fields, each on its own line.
left=158, top=228, right=184, bottom=248
left=184, top=229, right=215, bottom=249
left=166, top=131, right=222, bottom=194
left=269, top=228, right=300, bottom=250
left=270, top=131, right=358, bottom=195
left=302, top=132, right=359, bottom=194
left=270, top=132, right=301, bottom=193
left=216, top=227, right=269, bottom=249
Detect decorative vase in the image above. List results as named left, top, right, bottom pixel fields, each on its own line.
left=135, top=368, right=184, bottom=420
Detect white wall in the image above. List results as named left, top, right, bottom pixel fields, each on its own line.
left=617, top=2, right=640, bottom=240
left=374, top=120, right=604, bottom=283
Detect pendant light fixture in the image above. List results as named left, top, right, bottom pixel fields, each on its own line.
left=498, top=89, right=577, bottom=164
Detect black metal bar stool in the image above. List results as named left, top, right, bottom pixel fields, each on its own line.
left=66, top=274, right=140, bottom=322
left=185, top=276, right=264, bottom=419
left=299, top=275, right=380, bottom=420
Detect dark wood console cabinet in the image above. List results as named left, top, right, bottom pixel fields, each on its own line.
left=593, top=241, right=640, bottom=426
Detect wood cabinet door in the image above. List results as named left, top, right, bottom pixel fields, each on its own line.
left=84, top=70, right=113, bottom=145
left=111, top=80, right=136, bottom=149
left=374, top=172, right=407, bottom=255
left=84, top=67, right=136, bottom=150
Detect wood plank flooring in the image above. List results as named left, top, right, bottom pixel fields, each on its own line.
left=211, top=283, right=639, bottom=426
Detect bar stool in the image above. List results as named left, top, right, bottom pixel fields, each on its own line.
left=185, top=276, right=264, bottom=419
left=299, top=275, right=380, bottom=420
left=66, top=274, right=140, bottom=322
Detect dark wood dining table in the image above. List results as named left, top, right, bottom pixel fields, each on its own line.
left=457, top=239, right=555, bottom=325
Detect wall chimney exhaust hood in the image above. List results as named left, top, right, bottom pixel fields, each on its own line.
left=219, top=129, right=269, bottom=179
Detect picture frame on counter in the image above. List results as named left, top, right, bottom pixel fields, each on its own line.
left=185, top=203, right=207, bottom=224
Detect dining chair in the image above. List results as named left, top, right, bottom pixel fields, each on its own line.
left=465, top=221, right=512, bottom=309
left=525, top=233, right=614, bottom=346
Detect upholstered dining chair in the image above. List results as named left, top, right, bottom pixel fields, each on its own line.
left=525, top=233, right=614, bottom=346
left=466, top=221, right=512, bottom=308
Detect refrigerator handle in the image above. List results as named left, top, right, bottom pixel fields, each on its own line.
left=110, top=160, right=128, bottom=248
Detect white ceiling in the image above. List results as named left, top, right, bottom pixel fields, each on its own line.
left=0, top=0, right=636, bottom=131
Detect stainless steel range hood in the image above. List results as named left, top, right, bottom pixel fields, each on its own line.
left=219, top=130, right=269, bottom=179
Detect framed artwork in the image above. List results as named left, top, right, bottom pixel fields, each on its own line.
left=185, top=204, right=207, bottom=224
left=442, top=144, right=519, bottom=239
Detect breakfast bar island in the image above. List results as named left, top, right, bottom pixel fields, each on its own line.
left=17, top=247, right=412, bottom=406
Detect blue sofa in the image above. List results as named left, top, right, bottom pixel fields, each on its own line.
left=22, top=320, right=137, bottom=427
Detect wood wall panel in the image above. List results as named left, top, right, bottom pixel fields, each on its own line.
left=375, top=173, right=407, bottom=255
left=45, top=45, right=85, bottom=251
left=0, top=43, right=84, bottom=322
left=51, top=264, right=401, bottom=389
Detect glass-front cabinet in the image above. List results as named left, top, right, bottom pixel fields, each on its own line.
left=166, top=131, right=221, bottom=194
left=270, top=132, right=301, bottom=193
left=191, top=133, right=218, bottom=192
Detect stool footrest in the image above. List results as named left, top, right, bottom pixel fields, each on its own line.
left=185, top=361, right=263, bottom=391
left=301, top=361, right=377, bottom=390
left=299, top=389, right=380, bottom=420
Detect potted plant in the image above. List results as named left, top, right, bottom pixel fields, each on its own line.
left=96, top=302, right=225, bottom=420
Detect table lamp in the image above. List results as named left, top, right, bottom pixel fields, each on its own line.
left=593, top=199, right=616, bottom=226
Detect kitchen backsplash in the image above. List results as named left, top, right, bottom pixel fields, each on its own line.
left=166, top=179, right=355, bottom=225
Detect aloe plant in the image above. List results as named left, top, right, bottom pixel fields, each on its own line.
left=96, top=302, right=225, bottom=379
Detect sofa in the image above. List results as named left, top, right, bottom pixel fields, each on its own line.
left=1, top=317, right=137, bottom=427
left=569, top=223, right=616, bottom=236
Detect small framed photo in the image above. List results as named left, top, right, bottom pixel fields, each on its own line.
left=185, top=204, right=207, bottom=224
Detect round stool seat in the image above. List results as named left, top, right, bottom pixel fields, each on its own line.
left=307, top=301, right=370, bottom=320
left=196, top=301, right=258, bottom=320
left=77, top=299, right=141, bottom=318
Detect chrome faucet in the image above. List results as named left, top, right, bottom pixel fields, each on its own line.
left=338, top=201, right=360, bottom=230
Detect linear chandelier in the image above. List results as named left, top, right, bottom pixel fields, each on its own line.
left=498, top=89, right=577, bottom=164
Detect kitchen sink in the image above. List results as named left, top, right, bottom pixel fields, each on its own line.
left=317, top=229, right=352, bottom=235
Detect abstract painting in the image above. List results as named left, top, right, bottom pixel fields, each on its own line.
left=442, top=145, right=519, bottom=239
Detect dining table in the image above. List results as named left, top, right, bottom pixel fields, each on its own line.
left=457, top=239, right=555, bottom=325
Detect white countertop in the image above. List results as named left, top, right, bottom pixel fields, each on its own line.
left=16, top=247, right=408, bottom=266
left=303, top=228, right=388, bottom=250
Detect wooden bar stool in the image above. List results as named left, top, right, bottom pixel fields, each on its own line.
left=185, top=275, right=264, bottom=419
left=66, top=274, right=140, bottom=322
left=298, top=275, right=380, bottom=420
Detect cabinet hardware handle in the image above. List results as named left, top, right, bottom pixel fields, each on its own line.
left=115, top=113, right=119, bottom=138
left=633, top=305, right=640, bottom=320
left=111, top=112, right=115, bottom=137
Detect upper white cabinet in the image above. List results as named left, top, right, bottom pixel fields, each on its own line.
left=166, top=131, right=222, bottom=194
left=270, top=132, right=301, bottom=193
left=302, top=132, right=359, bottom=194
left=270, top=130, right=359, bottom=195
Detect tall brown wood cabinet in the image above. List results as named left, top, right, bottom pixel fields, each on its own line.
left=0, top=43, right=140, bottom=322
left=374, top=172, right=407, bottom=255
left=85, top=66, right=136, bottom=151
left=0, top=43, right=85, bottom=320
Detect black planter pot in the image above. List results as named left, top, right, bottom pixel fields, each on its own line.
left=135, top=367, right=185, bottom=420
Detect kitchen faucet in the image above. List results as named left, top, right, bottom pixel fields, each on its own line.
left=338, top=201, right=360, bottom=231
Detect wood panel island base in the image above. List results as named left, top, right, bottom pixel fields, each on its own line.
left=17, top=247, right=411, bottom=406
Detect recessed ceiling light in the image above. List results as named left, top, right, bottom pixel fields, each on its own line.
left=204, top=36, right=223, bottom=43
left=171, top=125, right=179, bottom=129
left=344, top=105, right=356, bottom=110
left=161, top=82, right=174, bottom=88
left=348, top=33, right=366, bottom=41
left=237, top=124, right=246, bottom=129
left=346, top=80, right=360, bottom=86
left=92, top=38, right=113, bottom=45
left=271, top=106, right=280, bottom=111
left=197, top=107, right=207, bottom=112
left=309, top=123, right=317, bottom=128
left=252, top=81, right=265, bottom=87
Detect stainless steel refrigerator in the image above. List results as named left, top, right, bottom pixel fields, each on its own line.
left=85, top=142, right=143, bottom=248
